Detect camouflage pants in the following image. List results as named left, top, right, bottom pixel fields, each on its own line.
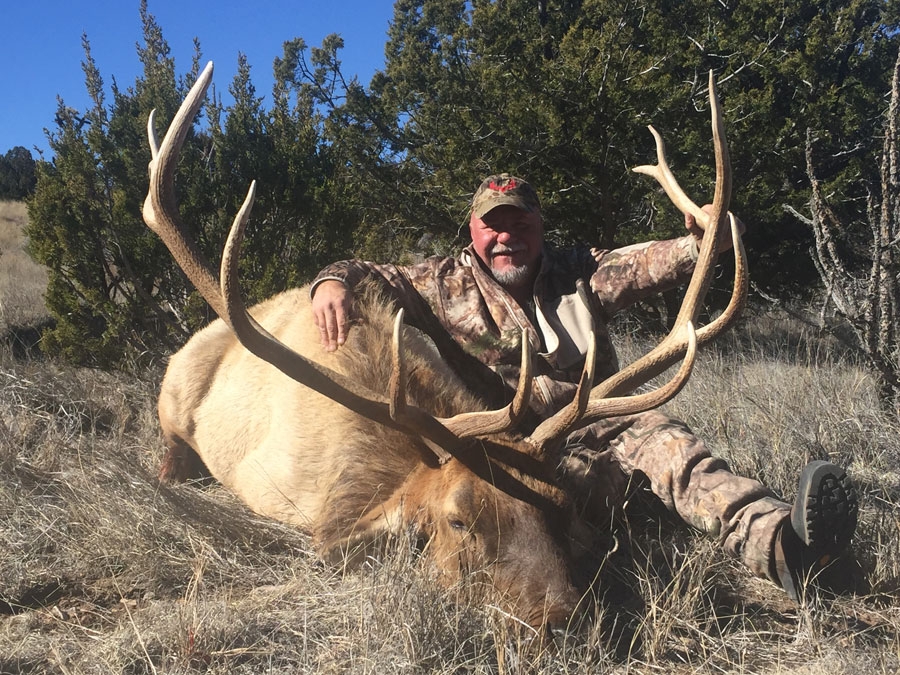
left=558, top=410, right=789, bottom=584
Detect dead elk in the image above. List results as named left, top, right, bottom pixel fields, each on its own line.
left=142, top=61, right=746, bottom=633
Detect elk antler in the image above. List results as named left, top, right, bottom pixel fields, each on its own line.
left=529, top=71, right=747, bottom=449
left=145, top=62, right=533, bottom=465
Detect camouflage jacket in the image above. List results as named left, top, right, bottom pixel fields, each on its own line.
left=312, top=236, right=699, bottom=415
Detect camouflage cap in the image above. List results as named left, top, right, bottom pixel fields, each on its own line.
left=471, top=173, right=541, bottom=219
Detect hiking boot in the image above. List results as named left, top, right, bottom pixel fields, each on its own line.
left=773, top=460, right=859, bottom=602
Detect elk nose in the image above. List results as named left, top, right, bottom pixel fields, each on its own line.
left=538, top=619, right=578, bottom=647
left=542, top=601, right=590, bottom=640
left=550, top=625, right=570, bottom=643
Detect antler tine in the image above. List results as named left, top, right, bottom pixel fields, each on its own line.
left=632, top=126, right=711, bottom=228
left=386, top=309, right=453, bottom=463
left=440, top=329, right=535, bottom=438
left=147, top=109, right=160, bottom=159
left=143, top=61, right=226, bottom=319
left=508, top=330, right=536, bottom=421
left=528, top=331, right=597, bottom=446
left=390, top=308, right=408, bottom=422
left=529, top=322, right=698, bottom=447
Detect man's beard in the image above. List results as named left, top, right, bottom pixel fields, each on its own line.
left=491, top=263, right=534, bottom=287
left=488, top=243, right=536, bottom=287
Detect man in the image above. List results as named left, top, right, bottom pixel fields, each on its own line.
left=310, top=173, right=858, bottom=601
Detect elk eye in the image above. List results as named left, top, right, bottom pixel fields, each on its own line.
left=449, top=518, right=467, bottom=532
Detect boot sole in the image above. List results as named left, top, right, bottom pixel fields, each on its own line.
left=791, top=460, right=858, bottom=558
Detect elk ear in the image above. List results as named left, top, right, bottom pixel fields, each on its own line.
left=316, top=524, right=394, bottom=568
left=314, top=493, right=407, bottom=566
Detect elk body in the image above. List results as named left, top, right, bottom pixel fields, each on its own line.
left=144, top=62, right=746, bottom=633
left=158, top=284, right=583, bottom=628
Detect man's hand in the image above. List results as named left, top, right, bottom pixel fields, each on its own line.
left=311, top=280, right=354, bottom=352
left=685, top=204, right=746, bottom=254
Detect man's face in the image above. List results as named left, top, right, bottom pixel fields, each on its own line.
left=469, top=205, right=544, bottom=290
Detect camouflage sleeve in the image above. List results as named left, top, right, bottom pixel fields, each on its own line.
left=590, top=235, right=699, bottom=316
left=310, top=259, right=408, bottom=299
left=310, top=258, right=449, bottom=327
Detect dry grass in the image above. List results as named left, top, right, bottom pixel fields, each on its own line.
left=0, top=201, right=48, bottom=328
left=0, top=204, right=898, bottom=672
left=1, top=318, right=897, bottom=673
left=0, top=201, right=50, bottom=361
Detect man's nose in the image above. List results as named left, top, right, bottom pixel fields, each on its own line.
left=496, top=230, right=513, bottom=243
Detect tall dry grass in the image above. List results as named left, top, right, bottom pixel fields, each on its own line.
left=0, top=205, right=898, bottom=673
left=0, top=200, right=48, bottom=333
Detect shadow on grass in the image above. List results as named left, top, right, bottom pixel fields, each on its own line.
left=1, top=317, right=54, bottom=361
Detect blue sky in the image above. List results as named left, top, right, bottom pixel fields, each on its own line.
left=2, top=1, right=397, bottom=158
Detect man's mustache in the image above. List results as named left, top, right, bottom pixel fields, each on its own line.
left=490, top=243, right=526, bottom=256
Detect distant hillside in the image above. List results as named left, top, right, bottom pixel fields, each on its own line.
left=0, top=200, right=50, bottom=345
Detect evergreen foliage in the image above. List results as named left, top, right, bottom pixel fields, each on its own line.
left=25, top=3, right=352, bottom=368
left=0, top=147, right=37, bottom=199
left=23, top=0, right=900, bottom=369
left=27, top=7, right=200, bottom=366
left=348, top=0, right=899, bottom=293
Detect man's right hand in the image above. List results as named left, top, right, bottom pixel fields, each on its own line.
left=685, top=205, right=745, bottom=254
left=311, top=280, right=354, bottom=351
